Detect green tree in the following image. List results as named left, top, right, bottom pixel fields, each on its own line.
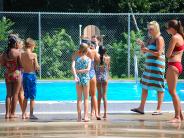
left=0, top=17, right=14, bottom=41
left=42, top=28, right=76, bottom=79
left=108, top=30, right=145, bottom=78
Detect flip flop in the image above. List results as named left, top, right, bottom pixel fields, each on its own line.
left=29, top=115, right=38, bottom=120
left=152, top=111, right=162, bottom=115
left=131, top=108, right=144, bottom=114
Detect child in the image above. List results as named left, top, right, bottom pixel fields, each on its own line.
left=17, top=39, right=26, bottom=115
left=95, top=46, right=110, bottom=118
left=2, top=35, right=22, bottom=119
left=21, top=38, right=40, bottom=119
left=71, top=43, right=91, bottom=122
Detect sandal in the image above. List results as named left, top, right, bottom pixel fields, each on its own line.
left=131, top=108, right=144, bottom=114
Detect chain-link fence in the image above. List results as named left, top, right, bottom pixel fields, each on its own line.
left=0, top=12, right=184, bottom=80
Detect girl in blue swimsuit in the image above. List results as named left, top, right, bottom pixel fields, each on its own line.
left=72, top=43, right=91, bottom=122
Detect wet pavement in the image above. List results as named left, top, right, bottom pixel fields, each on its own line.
left=0, top=113, right=184, bottom=138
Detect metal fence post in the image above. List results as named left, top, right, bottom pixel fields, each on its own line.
left=128, top=13, right=131, bottom=78
left=79, top=24, right=82, bottom=45
left=38, top=12, right=42, bottom=79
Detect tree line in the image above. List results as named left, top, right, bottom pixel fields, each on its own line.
left=3, top=0, right=184, bottom=13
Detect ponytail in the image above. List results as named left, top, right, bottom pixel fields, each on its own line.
left=6, top=35, right=17, bottom=58
left=167, top=20, right=184, bottom=38
left=100, top=54, right=104, bottom=65
left=99, top=46, right=106, bottom=65
left=177, top=21, right=184, bottom=38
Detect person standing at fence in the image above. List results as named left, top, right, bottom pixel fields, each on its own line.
left=166, top=20, right=184, bottom=123
left=95, top=46, right=110, bottom=118
left=131, top=21, right=165, bottom=115
left=72, top=43, right=91, bottom=122
left=21, top=38, right=40, bottom=119
left=2, top=35, right=22, bottom=119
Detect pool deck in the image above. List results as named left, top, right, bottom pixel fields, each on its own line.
left=0, top=113, right=184, bottom=138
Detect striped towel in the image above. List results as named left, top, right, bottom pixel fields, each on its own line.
left=140, top=42, right=165, bottom=92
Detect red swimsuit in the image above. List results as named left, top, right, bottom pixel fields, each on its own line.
left=168, top=44, right=184, bottom=74
left=4, top=59, right=21, bottom=83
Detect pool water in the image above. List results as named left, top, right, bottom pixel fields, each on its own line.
left=0, top=81, right=184, bottom=102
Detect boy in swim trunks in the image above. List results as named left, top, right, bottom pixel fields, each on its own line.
left=21, top=38, right=40, bottom=119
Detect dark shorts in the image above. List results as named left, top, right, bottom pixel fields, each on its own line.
left=23, top=72, right=37, bottom=100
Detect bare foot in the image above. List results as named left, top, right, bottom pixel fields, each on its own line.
left=29, top=115, right=38, bottom=120
left=22, top=113, right=29, bottom=119
left=180, top=112, right=183, bottom=121
left=168, top=118, right=181, bottom=123
left=5, top=114, right=9, bottom=119
left=103, top=114, right=107, bottom=119
left=77, top=117, right=82, bottom=122
left=84, top=118, right=90, bottom=122
left=9, top=114, right=19, bottom=118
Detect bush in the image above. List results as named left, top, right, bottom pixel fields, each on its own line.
left=107, top=30, right=145, bottom=78
left=42, top=29, right=76, bottom=79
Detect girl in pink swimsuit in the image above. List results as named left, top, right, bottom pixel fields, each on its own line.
left=2, top=35, right=22, bottom=119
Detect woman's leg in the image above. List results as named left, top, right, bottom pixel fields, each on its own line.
left=83, top=84, right=89, bottom=121
left=10, top=79, right=21, bottom=118
left=22, top=98, right=28, bottom=119
left=131, top=88, right=148, bottom=114
left=166, top=66, right=182, bottom=122
left=156, top=91, right=164, bottom=112
left=97, top=82, right=102, bottom=117
left=102, top=81, right=108, bottom=118
left=76, top=84, right=83, bottom=121
left=90, top=77, right=100, bottom=119
left=5, top=82, right=13, bottom=119
left=18, top=85, right=24, bottom=112
left=138, top=89, right=148, bottom=112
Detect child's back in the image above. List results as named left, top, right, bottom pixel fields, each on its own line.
left=21, top=52, right=37, bottom=73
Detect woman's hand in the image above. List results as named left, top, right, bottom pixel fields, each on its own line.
left=136, top=39, right=145, bottom=48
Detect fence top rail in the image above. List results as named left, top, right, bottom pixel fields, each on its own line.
left=0, top=11, right=184, bottom=16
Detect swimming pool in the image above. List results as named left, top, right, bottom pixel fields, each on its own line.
left=0, top=81, right=184, bottom=102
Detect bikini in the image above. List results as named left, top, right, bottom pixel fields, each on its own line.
left=168, top=44, right=184, bottom=74
left=4, top=59, right=21, bottom=82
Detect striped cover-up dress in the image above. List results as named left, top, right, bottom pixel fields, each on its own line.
left=140, top=41, right=165, bottom=92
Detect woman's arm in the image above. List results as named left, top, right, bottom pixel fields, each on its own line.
left=142, top=36, right=165, bottom=57
left=166, top=36, right=177, bottom=58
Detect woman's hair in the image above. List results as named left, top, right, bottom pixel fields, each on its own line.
left=79, top=43, right=88, bottom=54
left=25, top=38, right=36, bottom=48
left=148, top=21, right=161, bottom=36
left=6, top=35, right=18, bottom=57
left=99, top=46, right=107, bottom=65
left=167, top=20, right=184, bottom=38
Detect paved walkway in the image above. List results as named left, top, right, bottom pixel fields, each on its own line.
left=0, top=113, right=184, bottom=138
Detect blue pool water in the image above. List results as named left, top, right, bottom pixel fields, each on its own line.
left=0, top=81, right=184, bottom=102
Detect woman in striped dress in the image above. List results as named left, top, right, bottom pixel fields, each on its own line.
left=131, top=21, right=165, bottom=115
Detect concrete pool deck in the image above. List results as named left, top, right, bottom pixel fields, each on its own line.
left=0, top=113, right=184, bottom=138
left=0, top=101, right=184, bottom=114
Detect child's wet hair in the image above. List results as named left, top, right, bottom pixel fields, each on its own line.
left=6, top=35, right=18, bottom=57
left=99, top=46, right=107, bottom=65
left=79, top=43, right=88, bottom=54
left=25, top=38, right=36, bottom=48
